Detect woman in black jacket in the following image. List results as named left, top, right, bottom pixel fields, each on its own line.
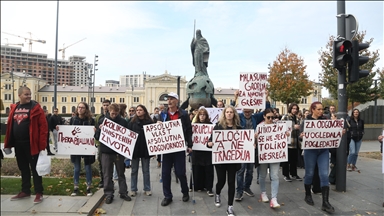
left=347, top=109, right=364, bottom=171
left=127, top=104, right=153, bottom=197
left=207, top=105, right=242, bottom=216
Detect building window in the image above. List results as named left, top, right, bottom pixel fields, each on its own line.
left=4, top=94, right=11, bottom=101
left=134, top=97, right=139, bottom=103
left=72, top=106, right=76, bottom=113
left=52, top=97, right=55, bottom=102
left=5, top=84, right=11, bottom=90
left=100, top=97, right=105, bottom=103
left=81, top=97, right=86, bottom=102
left=71, top=97, right=76, bottom=103
left=110, top=98, right=115, bottom=103
left=62, top=106, right=66, bottom=114
left=120, top=98, right=125, bottom=103
left=301, top=97, right=307, bottom=104
left=62, top=97, right=67, bottom=102
left=91, top=97, right=95, bottom=103
left=42, top=97, right=48, bottom=102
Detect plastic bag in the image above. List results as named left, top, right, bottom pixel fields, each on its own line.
left=36, top=151, right=51, bottom=176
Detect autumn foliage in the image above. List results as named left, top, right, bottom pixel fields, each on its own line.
left=267, top=48, right=313, bottom=111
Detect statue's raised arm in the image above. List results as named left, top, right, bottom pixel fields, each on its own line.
left=191, top=29, right=210, bottom=77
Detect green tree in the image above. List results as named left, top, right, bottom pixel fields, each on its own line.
left=267, top=48, right=313, bottom=111
left=318, top=31, right=380, bottom=105
left=378, top=68, right=384, bottom=99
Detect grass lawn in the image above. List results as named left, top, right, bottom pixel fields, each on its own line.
left=1, top=177, right=100, bottom=196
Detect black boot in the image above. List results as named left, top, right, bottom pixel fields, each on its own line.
left=321, top=186, right=335, bottom=213
left=304, top=184, right=314, bottom=206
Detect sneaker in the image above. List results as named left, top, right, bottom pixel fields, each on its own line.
left=226, top=205, right=235, bottom=216
left=34, top=193, right=43, bottom=204
left=244, top=188, right=255, bottom=197
left=130, top=191, right=137, bottom=197
left=182, top=193, right=190, bottom=202
left=284, top=176, right=292, bottom=182
left=105, top=196, right=113, bottom=204
left=270, top=197, right=280, bottom=208
left=347, top=164, right=352, bottom=171
left=292, top=176, right=303, bottom=181
left=86, top=187, right=93, bottom=197
left=120, top=193, right=132, bottom=201
left=234, top=192, right=243, bottom=201
left=71, top=187, right=79, bottom=196
left=215, top=194, right=221, bottom=207
left=161, top=198, right=173, bottom=206
left=11, top=192, right=30, bottom=201
left=352, top=165, right=357, bottom=171
left=260, top=192, right=269, bottom=203
left=144, top=191, right=152, bottom=196
left=207, top=190, right=214, bottom=197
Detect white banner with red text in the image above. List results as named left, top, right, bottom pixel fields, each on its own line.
left=57, top=125, right=96, bottom=155
left=301, top=119, right=344, bottom=149
left=238, top=72, right=267, bottom=109
left=256, top=123, right=289, bottom=163
left=192, top=123, right=214, bottom=151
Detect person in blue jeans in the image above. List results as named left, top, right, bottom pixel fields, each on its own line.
left=127, top=104, right=154, bottom=196
left=299, top=101, right=342, bottom=213
left=347, top=109, right=364, bottom=171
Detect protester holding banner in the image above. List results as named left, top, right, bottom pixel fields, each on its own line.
left=127, top=104, right=154, bottom=197
left=207, top=105, right=242, bottom=216
left=281, top=103, right=302, bottom=182
left=347, top=109, right=364, bottom=172
left=94, top=103, right=132, bottom=204
left=94, top=99, right=110, bottom=188
left=299, top=101, right=335, bottom=213
left=254, top=108, right=285, bottom=209
left=157, top=92, right=193, bottom=207
left=65, top=102, right=95, bottom=197
left=191, top=107, right=214, bottom=196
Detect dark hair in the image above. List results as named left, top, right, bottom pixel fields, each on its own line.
left=109, top=103, right=120, bottom=113
left=288, top=103, right=299, bottom=114
left=310, top=101, right=322, bottom=112
left=263, top=108, right=274, bottom=116
left=119, top=103, right=127, bottom=116
left=350, top=108, right=360, bottom=120
left=103, top=99, right=111, bottom=104
left=131, top=104, right=152, bottom=122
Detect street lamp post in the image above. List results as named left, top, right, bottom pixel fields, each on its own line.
left=11, top=63, right=15, bottom=104
left=92, top=55, right=98, bottom=109
left=373, top=79, right=379, bottom=124
left=53, top=0, right=59, bottom=109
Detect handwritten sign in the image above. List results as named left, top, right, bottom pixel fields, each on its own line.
left=256, top=123, right=288, bottom=163
left=192, top=123, right=214, bottom=151
left=302, top=119, right=344, bottom=149
left=57, top=126, right=96, bottom=155
left=99, top=118, right=138, bottom=159
left=144, top=119, right=185, bottom=156
left=206, top=108, right=242, bottom=125
left=238, top=72, right=267, bottom=109
left=277, top=120, right=293, bottom=144
left=212, top=129, right=254, bottom=164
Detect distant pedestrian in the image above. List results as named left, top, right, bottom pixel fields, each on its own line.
left=44, top=109, right=55, bottom=155
left=4, top=86, right=48, bottom=204
left=49, top=107, right=63, bottom=152
left=347, top=109, right=364, bottom=171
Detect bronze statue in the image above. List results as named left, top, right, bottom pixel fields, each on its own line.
left=191, top=29, right=210, bottom=77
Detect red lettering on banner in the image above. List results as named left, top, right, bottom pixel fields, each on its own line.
left=258, top=150, right=286, bottom=162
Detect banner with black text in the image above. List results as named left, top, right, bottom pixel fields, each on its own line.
left=302, top=119, right=344, bottom=149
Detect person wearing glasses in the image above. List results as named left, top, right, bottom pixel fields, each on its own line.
left=49, top=107, right=63, bottom=153
left=57, top=102, right=95, bottom=197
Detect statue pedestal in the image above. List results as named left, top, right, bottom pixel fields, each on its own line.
left=186, top=75, right=215, bottom=110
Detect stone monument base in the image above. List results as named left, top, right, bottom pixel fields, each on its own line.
left=186, top=75, right=215, bottom=110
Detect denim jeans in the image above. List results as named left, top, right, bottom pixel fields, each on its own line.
left=72, top=156, right=92, bottom=186
left=125, top=158, right=131, bottom=167
left=52, top=129, right=58, bottom=149
left=236, top=163, right=254, bottom=193
left=347, top=139, right=362, bottom=165
left=303, top=149, right=329, bottom=188
left=131, top=157, right=151, bottom=192
left=259, top=162, right=280, bottom=198
left=113, top=165, right=118, bottom=180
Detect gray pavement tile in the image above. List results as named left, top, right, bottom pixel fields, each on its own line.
left=1, top=196, right=35, bottom=212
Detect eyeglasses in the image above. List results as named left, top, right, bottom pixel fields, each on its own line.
left=78, top=106, right=86, bottom=109
left=266, top=116, right=274, bottom=120
left=129, top=110, right=135, bottom=112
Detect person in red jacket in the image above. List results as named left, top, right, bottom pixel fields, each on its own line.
left=3, top=86, right=48, bottom=204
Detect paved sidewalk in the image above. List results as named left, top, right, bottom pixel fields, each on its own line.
left=1, top=140, right=383, bottom=215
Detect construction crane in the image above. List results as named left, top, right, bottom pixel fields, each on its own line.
left=2, top=38, right=24, bottom=47
left=1, top=32, right=45, bottom=52
left=59, top=38, right=87, bottom=60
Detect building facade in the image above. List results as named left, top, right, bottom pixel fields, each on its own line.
left=119, top=72, right=155, bottom=87
left=1, top=45, right=91, bottom=86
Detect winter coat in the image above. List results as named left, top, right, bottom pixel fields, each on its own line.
left=4, top=100, right=48, bottom=156
left=348, top=118, right=364, bottom=142
left=127, top=117, right=153, bottom=159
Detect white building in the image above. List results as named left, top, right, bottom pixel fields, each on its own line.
left=119, top=72, right=155, bottom=87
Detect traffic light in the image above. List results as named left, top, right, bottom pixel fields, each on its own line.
left=349, top=40, right=370, bottom=83
left=333, top=40, right=352, bottom=69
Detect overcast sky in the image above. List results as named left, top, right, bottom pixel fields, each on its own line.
left=1, top=1, right=383, bottom=97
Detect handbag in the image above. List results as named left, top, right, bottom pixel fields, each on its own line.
left=36, top=151, right=51, bottom=176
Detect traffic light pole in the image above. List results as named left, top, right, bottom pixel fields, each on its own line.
left=335, top=0, right=347, bottom=192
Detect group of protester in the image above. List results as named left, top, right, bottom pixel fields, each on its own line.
left=2, top=86, right=382, bottom=216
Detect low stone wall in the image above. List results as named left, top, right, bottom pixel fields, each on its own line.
left=363, top=124, right=384, bottom=141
